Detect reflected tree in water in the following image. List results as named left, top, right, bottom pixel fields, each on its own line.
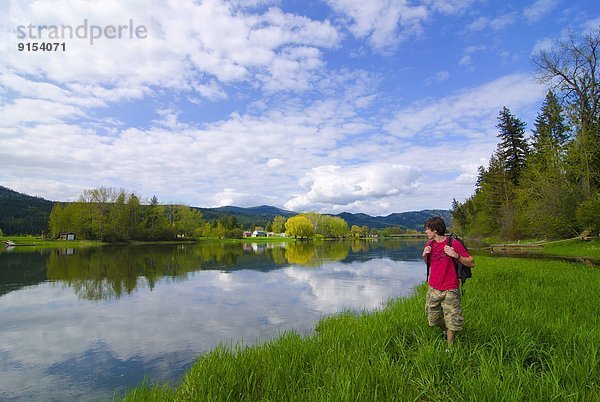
left=37, top=239, right=422, bottom=301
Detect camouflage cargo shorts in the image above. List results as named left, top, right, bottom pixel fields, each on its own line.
left=425, top=287, right=464, bottom=332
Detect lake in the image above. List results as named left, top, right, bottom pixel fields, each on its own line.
left=0, top=239, right=426, bottom=401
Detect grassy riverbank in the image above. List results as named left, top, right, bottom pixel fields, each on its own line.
left=1, top=235, right=104, bottom=249
left=122, top=255, right=600, bottom=401
left=541, top=237, right=600, bottom=258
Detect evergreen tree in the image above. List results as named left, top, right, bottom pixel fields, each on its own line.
left=532, top=92, right=570, bottom=147
left=143, top=195, right=171, bottom=240
left=496, top=107, right=529, bottom=185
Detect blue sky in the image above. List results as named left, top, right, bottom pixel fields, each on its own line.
left=1, top=0, right=599, bottom=215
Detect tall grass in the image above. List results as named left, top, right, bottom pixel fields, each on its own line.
left=122, top=256, right=600, bottom=401
left=0, top=235, right=104, bottom=249
left=542, top=238, right=600, bottom=258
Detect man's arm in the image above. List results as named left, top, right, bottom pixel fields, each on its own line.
left=444, top=245, right=475, bottom=267
left=456, top=254, right=474, bottom=267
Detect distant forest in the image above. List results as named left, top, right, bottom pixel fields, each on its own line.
left=452, top=30, right=600, bottom=240
left=0, top=186, right=53, bottom=235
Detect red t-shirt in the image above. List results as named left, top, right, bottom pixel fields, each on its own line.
left=427, top=237, right=470, bottom=291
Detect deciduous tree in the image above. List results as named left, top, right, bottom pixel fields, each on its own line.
left=285, top=215, right=315, bottom=238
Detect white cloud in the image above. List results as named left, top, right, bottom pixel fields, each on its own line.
left=425, top=70, right=450, bottom=85
left=0, top=98, right=85, bottom=126
left=266, top=158, right=285, bottom=168
left=325, top=0, right=429, bottom=52
left=458, top=45, right=486, bottom=68
left=325, top=0, right=473, bottom=52
left=424, top=0, right=473, bottom=15
left=213, top=189, right=252, bottom=207
left=284, top=163, right=421, bottom=212
left=466, top=16, right=490, bottom=31
left=582, top=17, right=600, bottom=33
left=385, top=73, right=544, bottom=140
left=524, top=0, right=559, bottom=23
left=435, top=71, right=450, bottom=82
left=459, top=54, right=472, bottom=67
left=466, top=12, right=518, bottom=32
left=530, top=37, right=555, bottom=55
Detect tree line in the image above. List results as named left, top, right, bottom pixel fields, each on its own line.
left=47, top=189, right=414, bottom=242
left=452, top=29, right=600, bottom=239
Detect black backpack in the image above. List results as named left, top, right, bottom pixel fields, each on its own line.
left=426, top=234, right=473, bottom=293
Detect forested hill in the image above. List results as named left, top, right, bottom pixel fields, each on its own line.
left=198, top=206, right=452, bottom=231
left=0, top=186, right=451, bottom=235
left=0, top=186, right=54, bottom=235
left=337, top=210, right=453, bottom=231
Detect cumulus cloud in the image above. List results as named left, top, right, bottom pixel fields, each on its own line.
left=325, top=0, right=429, bottom=52
left=212, top=188, right=277, bottom=207
left=324, top=0, right=473, bottom=52
left=284, top=164, right=421, bottom=212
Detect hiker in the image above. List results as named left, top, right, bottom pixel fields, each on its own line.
left=422, top=217, right=474, bottom=346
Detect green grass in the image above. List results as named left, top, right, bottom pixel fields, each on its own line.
left=541, top=238, right=600, bottom=259
left=1, top=235, right=104, bottom=249
left=122, top=256, right=600, bottom=401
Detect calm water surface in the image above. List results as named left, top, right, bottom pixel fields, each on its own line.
left=0, top=239, right=426, bottom=401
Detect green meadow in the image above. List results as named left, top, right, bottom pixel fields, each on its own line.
left=122, top=254, right=600, bottom=401
left=1, top=235, right=104, bottom=249
left=541, top=238, right=600, bottom=259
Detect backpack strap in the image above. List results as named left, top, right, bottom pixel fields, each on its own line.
left=425, top=239, right=434, bottom=281
left=448, top=233, right=466, bottom=296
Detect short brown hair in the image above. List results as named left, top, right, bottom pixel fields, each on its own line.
left=424, top=216, right=446, bottom=235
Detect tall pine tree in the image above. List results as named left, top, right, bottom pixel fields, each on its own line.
left=530, top=90, right=570, bottom=168
left=495, top=107, right=529, bottom=185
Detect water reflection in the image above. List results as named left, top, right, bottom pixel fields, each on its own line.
left=0, top=239, right=426, bottom=401
left=1, top=240, right=424, bottom=302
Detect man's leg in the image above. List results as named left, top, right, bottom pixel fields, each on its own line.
left=442, top=289, right=463, bottom=346
left=425, top=287, right=445, bottom=331
left=447, top=329, right=456, bottom=345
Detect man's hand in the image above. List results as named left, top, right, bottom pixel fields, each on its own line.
left=422, top=245, right=431, bottom=258
left=444, top=245, right=459, bottom=258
